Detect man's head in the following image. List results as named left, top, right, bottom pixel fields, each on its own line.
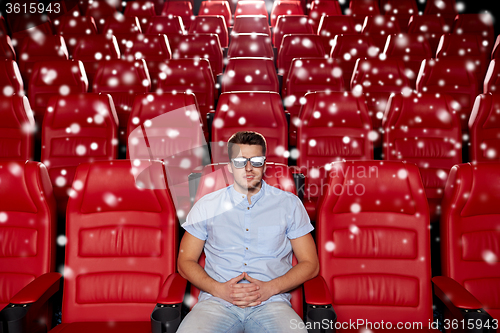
left=227, top=131, right=267, bottom=194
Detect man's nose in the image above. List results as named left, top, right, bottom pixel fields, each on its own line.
left=245, top=160, right=253, bottom=170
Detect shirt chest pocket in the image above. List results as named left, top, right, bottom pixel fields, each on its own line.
left=257, top=225, right=284, bottom=254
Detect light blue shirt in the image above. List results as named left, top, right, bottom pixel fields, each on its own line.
left=183, top=180, right=314, bottom=307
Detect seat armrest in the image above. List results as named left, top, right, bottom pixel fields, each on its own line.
left=291, top=171, right=305, bottom=201
left=432, top=276, right=483, bottom=310
left=304, top=275, right=332, bottom=305
left=0, top=272, right=62, bottom=333
left=152, top=274, right=187, bottom=333
left=432, top=276, right=495, bottom=333
left=157, top=273, right=188, bottom=305
left=304, top=276, right=336, bottom=333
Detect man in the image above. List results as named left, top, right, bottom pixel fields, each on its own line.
left=177, top=131, right=318, bottom=332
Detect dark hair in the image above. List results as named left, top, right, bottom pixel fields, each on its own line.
left=227, top=131, right=267, bottom=160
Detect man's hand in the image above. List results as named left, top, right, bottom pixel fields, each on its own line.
left=243, top=272, right=278, bottom=304
left=213, top=273, right=261, bottom=308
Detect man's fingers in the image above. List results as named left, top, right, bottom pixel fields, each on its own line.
left=246, top=301, right=262, bottom=307
left=231, top=283, right=259, bottom=290
left=228, top=273, right=245, bottom=283
left=230, top=290, right=260, bottom=299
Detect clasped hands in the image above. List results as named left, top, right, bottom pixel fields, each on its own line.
left=215, top=272, right=277, bottom=308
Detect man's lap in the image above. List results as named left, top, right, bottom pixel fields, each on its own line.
left=176, top=298, right=307, bottom=333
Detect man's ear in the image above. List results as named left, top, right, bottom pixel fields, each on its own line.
left=227, top=161, right=234, bottom=174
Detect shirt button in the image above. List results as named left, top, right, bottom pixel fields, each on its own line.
left=246, top=228, right=249, bottom=231
left=246, top=247, right=248, bottom=250
left=247, top=207, right=250, bottom=210
left=244, top=263, right=247, bottom=266
left=242, top=196, right=245, bottom=198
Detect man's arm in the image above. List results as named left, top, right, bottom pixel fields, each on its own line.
left=243, top=232, right=319, bottom=302
left=177, top=231, right=261, bottom=307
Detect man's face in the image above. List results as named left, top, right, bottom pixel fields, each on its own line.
left=228, top=144, right=266, bottom=194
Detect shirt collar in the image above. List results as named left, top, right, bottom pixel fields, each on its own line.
left=228, top=180, right=267, bottom=206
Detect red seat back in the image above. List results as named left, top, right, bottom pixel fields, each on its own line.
left=316, top=160, right=432, bottom=325
left=416, top=58, right=480, bottom=131
left=348, top=0, right=381, bottom=28
left=188, top=15, right=228, bottom=48
left=232, top=15, right=271, bottom=36
left=330, top=34, right=379, bottom=88
left=383, top=33, right=432, bottom=89
left=317, top=15, right=358, bottom=53
left=41, top=93, right=119, bottom=217
left=297, top=91, right=373, bottom=220
left=72, top=34, right=121, bottom=85
left=381, top=0, right=418, bottom=32
left=145, top=15, right=186, bottom=36
left=198, top=1, right=232, bottom=27
left=28, top=60, right=88, bottom=124
left=227, top=33, right=273, bottom=59
left=383, top=91, right=461, bottom=221
left=222, top=57, right=279, bottom=93
left=160, top=1, right=194, bottom=30
left=307, top=0, right=342, bottom=33
left=124, top=0, right=157, bottom=31
left=55, top=16, right=98, bottom=56
left=271, top=1, right=304, bottom=27
left=407, top=14, right=448, bottom=55
left=273, top=15, right=313, bottom=50
left=235, top=1, right=268, bottom=19
left=0, top=59, right=24, bottom=96
left=0, top=35, right=16, bottom=61
left=468, top=93, right=500, bottom=163
left=361, top=15, right=401, bottom=50
left=452, top=13, right=495, bottom=48
left=277, top=34, right=326, bottom=81
left=440, top=162, right=500, bottom=320
left=0, top=160, right=57, bottom=310
left=60, top=160, right=178, bottom=322
left=212, top=91, right=288, bottom=164
left=0, top=96, right=35, bottom=161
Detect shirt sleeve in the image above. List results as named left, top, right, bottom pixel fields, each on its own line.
left=286, top=195, right=314, bottom=239
left=183, top=202, right=208, bottom=241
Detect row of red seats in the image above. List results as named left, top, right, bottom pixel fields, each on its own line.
left=1, top=88, right=499, bottom=222
left=1, top=157, right=498, bottom=332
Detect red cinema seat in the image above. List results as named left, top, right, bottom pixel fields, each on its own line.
left=423, top=0, right=457, bottom=28
left=0, top=35, right=16, bottom=61
left=0, top=95, right=35, bottom=161
left=221, top=57, right=279, bottom=93
left=468, top=93, right=500, bottom=163
left=277, top=34, right=326, bottom=83
left=416, top=57, right=481, bottom=132
left=124, top=0, right=157, bottom=31
left=127, top=92, right=206, bottom=218
left=307, top=0, right=342, bottom=34
left=436, top=33, right=491, bottom=85
left=227, top=33, right=273, bottom=59
left=198, top=1, right=232, bottom=27
left=100, top=16, right=143, bottom=50
left=156, top=58, right=215, bottom=140
left=92, top=59, right=151, bottom=149
left=383, top=33, right=433, bottom=89
left=407, top=14, right=449, bottom=55
left=273, top=15, right=314, bottom=50
left=347, top=0, right=381, bottom=30
left=0, top=15, right=7, bottom=36
left=235, top=1, right=268, bottom=19
left=305, top=160, right=434, bottom=330
left=383, top=91, right=461, bottom=222
left=161, top=1, right=194, bottom=30
left=120, top=33, right=171, bottom=90
left=41, top=93, right=118, bottom=218
left=0, top=160, right=59, bottom=332
left=231, top=15, right=271, bottom=36
left=437, top=162, right=500, bottom=321
left=145, top=15, right=187, bottom=36
left=55, top=16, right=99, bottom=56
left=0, top=59, right=24, bottom=96
left=330, top=34, right=379, bottom=89
left=189, top=162, right=303, bottom=315
left=17, top=35, right=69, bottom=86
left=361, top=14, right=401, bottom=50
left=170, top=33, right=224, bottom=78
left=10, top=18, right=54, bottom=53
left=72, top=34, right=121, bottom=85
left=188, top=15, right=228, bottom=48
left=270, top=0, right=304, bottom=28
left=46, top=159, right=183, bottom=333
left=28, top=60, right=89, bottom=127
left=211, top=91, right=288, bottom=164
left=351, top=57, right=410, bottom=147
left=284, top=57, right=345, bottom=145
left=317, top=15, right=358, bottom=53
left=296, top=91, right=373, bottom=221
left=380, top=0, right=418, bottom=32
left=84, top=0, right=118, bottom=31
left=452, top=13, right=495, bottom=48
left=484, top=59, right=500, bottom=94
